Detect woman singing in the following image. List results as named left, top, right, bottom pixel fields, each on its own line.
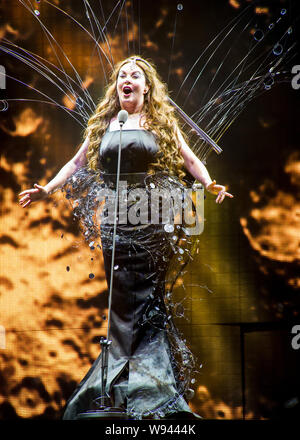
left=19, top=56, right=233, bottom=419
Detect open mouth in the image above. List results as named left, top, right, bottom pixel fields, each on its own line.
left=122, top=86, right=132, bottom=96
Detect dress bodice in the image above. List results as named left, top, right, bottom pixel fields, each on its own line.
left=99, top=129, right=158, bottom=174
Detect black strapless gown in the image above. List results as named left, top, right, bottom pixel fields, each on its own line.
left=62, top=129, right=198, bottom=420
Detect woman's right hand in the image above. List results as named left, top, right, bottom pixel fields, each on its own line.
left=18, top=184, right=49, bottom=208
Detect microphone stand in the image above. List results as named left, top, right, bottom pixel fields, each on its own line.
left=77, top=111, right=129, bottom=420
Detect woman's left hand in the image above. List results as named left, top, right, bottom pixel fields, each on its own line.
left=206, top=180, right=234, bottom=204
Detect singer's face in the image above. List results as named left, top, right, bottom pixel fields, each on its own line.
left=117, top=63, right=148, bottom=111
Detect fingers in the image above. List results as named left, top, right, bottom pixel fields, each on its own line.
left=18, top=185, right=41, bottom=204
left=19, top=187, right=38, bottom=196
left=18, top=184, right=48, bottom=208
left=18, top=190, right=35, bottom=205
left=216, top=191, right=234, bottom=204
left=18, top=189, right=30, bottom=196
left=18, top=187, right=38, bottom=207
left=20, top=199, right=31, bottom=208
left=19, top=194, right=30, bottom=204
left=19, top=195, right=32, bottom=208
left=216, top=192, right=225, bottom=204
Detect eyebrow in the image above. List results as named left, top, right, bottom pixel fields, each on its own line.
left=119, top=69, right=142, bottom=75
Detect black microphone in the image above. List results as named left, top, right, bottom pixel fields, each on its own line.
left=118, top=109, right=128, bottom=127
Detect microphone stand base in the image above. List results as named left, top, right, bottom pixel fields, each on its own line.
left=77, top=407, right=129, bottom=420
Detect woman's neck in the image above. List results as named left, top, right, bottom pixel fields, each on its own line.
left=109, top=113, right=145, bottom=130
left=127, top=111, right=143, bottom=119
left=120, top=101, right=144, bottom=116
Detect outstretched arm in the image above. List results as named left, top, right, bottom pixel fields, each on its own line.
left=177, top=129, right=233, bottom=203
left=19, top=135, right=90, bottom=208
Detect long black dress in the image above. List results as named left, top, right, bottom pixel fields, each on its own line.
left=62, top=129, right=198, bottom=420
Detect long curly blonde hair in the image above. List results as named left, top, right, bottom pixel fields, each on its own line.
left=85, top=55, right=186, bottom=180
